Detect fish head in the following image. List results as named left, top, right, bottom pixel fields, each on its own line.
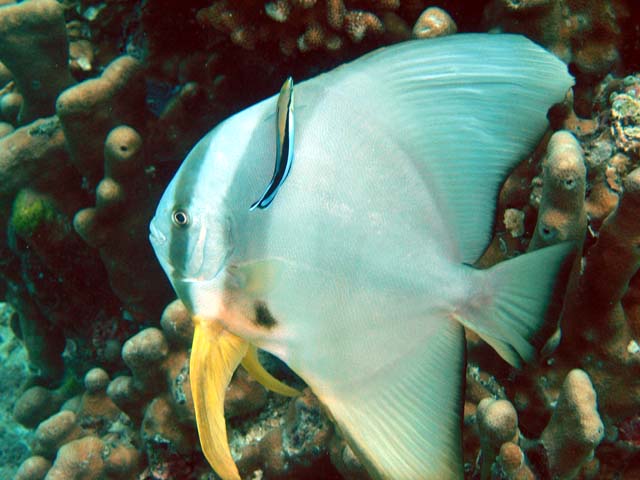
left=149, top=102, right=276, bottom=320
left=149, top=131, right=237, bottom=315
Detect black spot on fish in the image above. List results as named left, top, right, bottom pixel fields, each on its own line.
left=254, top=301, right=277, bottom=329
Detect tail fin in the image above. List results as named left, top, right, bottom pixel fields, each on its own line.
left=456, top=243, right=573, bottom=367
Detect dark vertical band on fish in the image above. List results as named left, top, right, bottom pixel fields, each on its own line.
left=169, top=139, right=209, bottom=276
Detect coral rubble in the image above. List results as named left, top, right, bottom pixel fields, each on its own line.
left=0, top=0, right=639, bottom=478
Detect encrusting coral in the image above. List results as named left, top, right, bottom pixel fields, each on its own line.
left=1, top=0, right=640, bottom=478
left=16, top=366, right=141, bottom=479
left=14, top=456, right=52, bottom=480
left=0, top=118, right=68, bottom=203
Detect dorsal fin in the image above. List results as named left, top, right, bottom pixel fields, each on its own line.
left=320, top=34, right=573, bottom=263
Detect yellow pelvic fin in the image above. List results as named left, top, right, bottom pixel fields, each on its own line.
left=241, top=344, right=301, bottom=397
left=190, top=317, right=249, bottom=480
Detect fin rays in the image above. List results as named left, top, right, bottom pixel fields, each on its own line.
left=190, top=319, right=248, bottom=480
left=241, top=344, right=301, bottom=397
left=328, top=34, right=573, bottom=263
left=313, top=321, right=465, bottom=479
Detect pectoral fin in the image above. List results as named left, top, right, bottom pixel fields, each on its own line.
left=237, top=259, right=283, bottom=295
left=190, top=316, right=249, bottom=480
left=241, top=344, right=301, bottom=397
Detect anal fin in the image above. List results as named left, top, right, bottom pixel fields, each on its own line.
left=316, top=320, right=466, bottom=480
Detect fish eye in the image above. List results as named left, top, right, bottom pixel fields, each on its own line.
left=172, top=209, right=190, bottom=228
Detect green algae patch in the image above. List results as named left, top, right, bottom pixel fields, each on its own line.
left=10, top=189, right=57, bottom=238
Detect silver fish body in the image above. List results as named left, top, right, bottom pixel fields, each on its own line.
left=150, top=34, right=574, bottom=479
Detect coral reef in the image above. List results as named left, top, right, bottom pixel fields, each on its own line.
left=412, top=6, right=457, bottom=39
left=0, top=303, right=32, bottom=478
left=484, top=0, right=626, bottom=74
left=0, top=0, right=75, bottom=123
left=468, top=69, right=640, bottom=478
left=0, top=0, right=639, bottom=478
left=14, top=300, right=340, bottom=479
left=196, top=0, right=390, bottom=55
left=483, top=0, right=636, bottom=115
left=463, top=368, right=604, bottom=479
left=528, top=130, right=587, bottom=251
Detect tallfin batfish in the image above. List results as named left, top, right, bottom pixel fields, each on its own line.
left=250, top=76, right=294, bottom=210
left=149, top=34, right=574, bottom=480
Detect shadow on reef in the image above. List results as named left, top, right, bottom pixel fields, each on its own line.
left=0, top=0, right=639, bottom=479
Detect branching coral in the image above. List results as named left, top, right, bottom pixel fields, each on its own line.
left=196, top=0, right=416, bottom=56
left=556, top=167, right=640, bottom=421
left=412, top=6, right=457, bottom=39
left=468, top=70, right=640, bottom=479
left=72, top=124, right=173, bottom=321
left=484, top=0, right=627, bottom=77
left=483, top=0, right=633, bottom=115
left=0, top=0, right=171, bottom=404
left=539, top=370, right=604, bottom=479
left=528, top=131, right=587, bottom=250
left=464, top=369, right=603, bottom=480
left=56, top=56, right=146, bottom=187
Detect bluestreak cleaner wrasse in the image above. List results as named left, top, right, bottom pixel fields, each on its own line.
left=149, top=34, right=574, bottom=480
left=250, top=76, right=294, bottom=210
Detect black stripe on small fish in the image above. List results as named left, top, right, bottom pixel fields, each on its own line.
left=254, top=300, right=277, bottom=329
left=250, top=77, right=294, bottom=211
